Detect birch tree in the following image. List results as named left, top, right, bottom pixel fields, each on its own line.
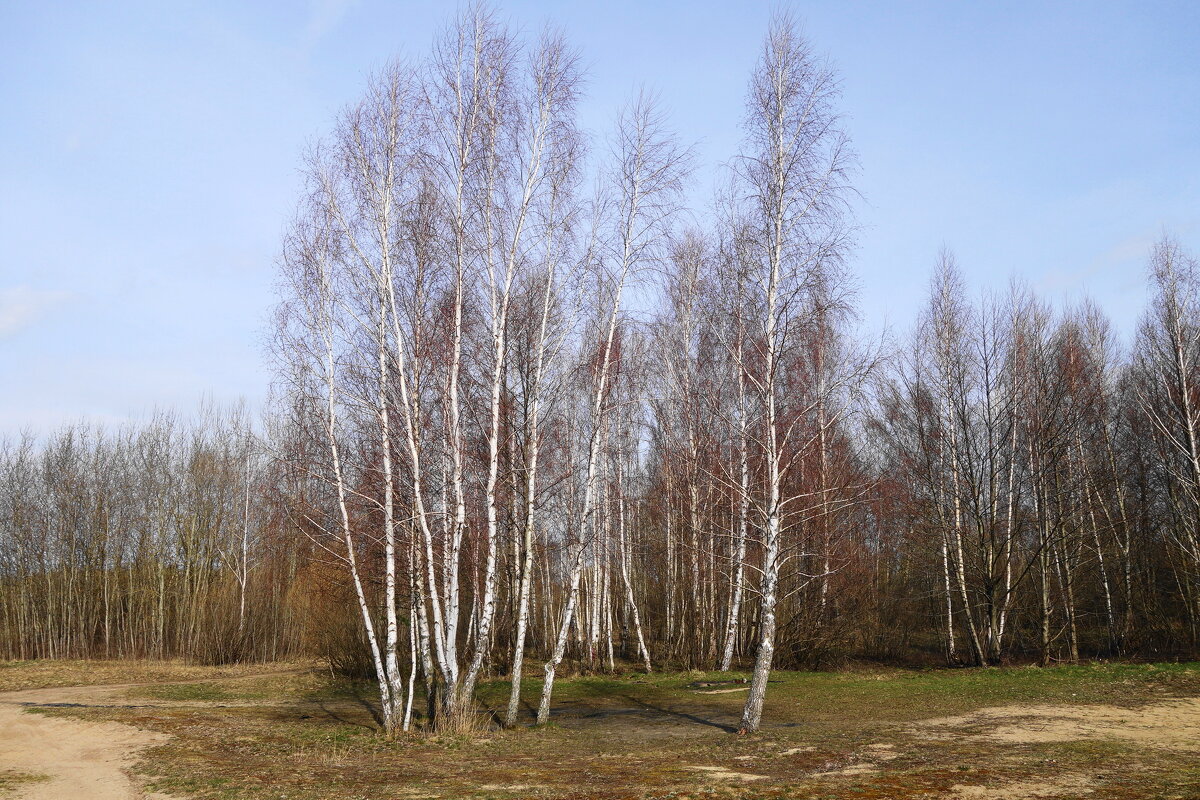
left=536, top=91, right=688, bottom=724
left=1135, top=237, right=1200, bottom=632
left=730, top=12, right=855, bottom=734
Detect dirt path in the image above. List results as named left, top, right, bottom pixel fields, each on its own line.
left=919, top=696, right=1200, bottom=751
left=0, top=678, right=175, bottom=800
left=0, top=668, right=308, bottom=799
left=0, top=695, right=167, bottom=799
left=919, top=697, right=1200, bottom=799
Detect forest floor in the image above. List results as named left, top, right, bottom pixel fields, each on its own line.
left=0, top=660, right=1198, bottom=799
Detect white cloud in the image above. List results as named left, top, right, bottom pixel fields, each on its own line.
left=0, top=286, right=70, bottom=338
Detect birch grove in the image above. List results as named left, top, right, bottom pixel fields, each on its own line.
left=3, top=3, right=1200, bottom=737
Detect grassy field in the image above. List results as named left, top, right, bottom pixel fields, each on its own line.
left=0, top=658, right=290, bottom=693
left=5, top=660, right=1200, bottom=799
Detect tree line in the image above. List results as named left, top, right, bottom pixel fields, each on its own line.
left=2, top=6, right=1198, bottom=736
left=0, top=405, right=306, bottom=663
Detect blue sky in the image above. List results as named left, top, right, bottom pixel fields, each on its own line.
left=2, top=1, right=1197, bottom=433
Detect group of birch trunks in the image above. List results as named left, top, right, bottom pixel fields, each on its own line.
left=3, top=5, right=1200, bottom=738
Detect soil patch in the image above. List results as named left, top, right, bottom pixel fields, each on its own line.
left=921, top=697, right=1200, bottom=751
left=0, top=667, right=307, bottom=799
left=0, top=696, right=167, bottom=800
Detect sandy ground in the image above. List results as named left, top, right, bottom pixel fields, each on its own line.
left=919, top=697, right=1200, bottom=799
left=920, top=696, right=1200, bottom=751
left=0, top=669, right=304, bottom=799
left=0, top=683, right=168, bottom=799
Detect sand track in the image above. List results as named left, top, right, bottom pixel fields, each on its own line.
left=0, top=668, right=307, bottom=799
left=0, top=697, right=166, bottom=799
left=919, top=696, right=1200, bottom=751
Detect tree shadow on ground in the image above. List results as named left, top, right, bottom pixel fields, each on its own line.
left=614, top=693, right=738, bottom=733
left=300, top=682, right=381, bottom=731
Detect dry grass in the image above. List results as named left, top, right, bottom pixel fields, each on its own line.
left=0, top=769, right=49, bottom=794
left=0, top=658, right=304, bottom=693
left=421, top=705, right=492, bottom=738
left=11, top=661, right=1200, bottom=799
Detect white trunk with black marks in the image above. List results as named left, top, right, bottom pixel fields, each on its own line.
left=504, top=209, right=565, bottom=721
left=735, top=14, right=853, bottom=733
left=720, top=345, right=750, bottom=671
left=941, top=531, right=956, bottom=662
left=505, top=494, right=537, bottom=726
left=616, top=457, right=651, bottom=672
left=539, top=91, right=681, bottom=721
left=316, top=266, right=393, bottom=733
left=537, top=284, right=622, bottom=723
left=740, top=109, right=783, bottom=732
left=740, top=462, right=780, bottom=732
left=505, top=276, right=554, bottom=724
left=944, top=359, right=986, bottom=667
left=376, top=303, right=405, bottom=734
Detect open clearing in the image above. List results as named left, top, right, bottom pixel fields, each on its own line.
left=1, top=661, right=1199, bottom=799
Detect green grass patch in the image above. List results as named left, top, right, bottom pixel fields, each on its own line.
left=132, top=683, right=239, bottom=702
